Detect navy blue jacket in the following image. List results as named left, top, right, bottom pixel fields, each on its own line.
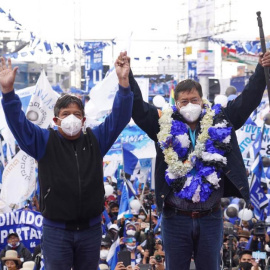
left=129, top=65, right=266, bottom=211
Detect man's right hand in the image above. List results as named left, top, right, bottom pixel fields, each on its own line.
left=0, top=57, right=18, bottom=94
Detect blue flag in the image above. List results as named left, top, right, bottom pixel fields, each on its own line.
left=122, top=145, right=140, bottom=175
left=250, top=178, right=268, bottom=213
left=250, top=131, right=262, bottom=160
left=117, top=182, right=130, bottom=220
left=107, top=237, right=120, bottom=269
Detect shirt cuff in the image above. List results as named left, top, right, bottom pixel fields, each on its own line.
left=118, top=84, right=131, bottom=95
left=2, top=90, right=15, bottom=102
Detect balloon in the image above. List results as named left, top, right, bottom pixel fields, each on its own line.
left=238, top=199, right=245, bottom=209
left=153, top=95, right=166, bottom=108
left=214, top=95, right=228, bottom=107
left=231, top=198, right=240, bottom=205
left=221, top=198, right=230, bottom=208
left=130, top=199, right=141, bottom=211
left=224, top=208, right=229, bottom=220
left=226, top=206, right=238, bottom=218
left=104, top=185, right=114, bottom=197
left=228, top=203, right=239, bottom=211
left=238, top=209, right=253, bottom=221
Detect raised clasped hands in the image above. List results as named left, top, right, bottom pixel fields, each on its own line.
left=115, top=51, right=130, bottom=88
left=0, top=57, right=18, bottom=94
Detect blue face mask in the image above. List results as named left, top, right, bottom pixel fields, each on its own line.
left=238, top=241, right=248, bottom=250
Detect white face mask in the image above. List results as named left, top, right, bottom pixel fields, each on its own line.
left=126, top=230, right=136, bottom=236
left=179, top=102, right=202, bottom=123
left=100, top=249, right=109, bottom=260
left=126, top=244, right=136, bottom=251
left=58, top=114, right=83, bottom=136
left=138, top=215, right=146, bottom=220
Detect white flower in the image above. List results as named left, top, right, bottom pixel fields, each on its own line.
left=223, top=135, right=231, bottom=144
left=214, top=120, right=228, bottom=128
left=205, top=172, right=221, bottom=188
left=192, top=185, right=201, bottom=203
left=201, top=152, right=227, bottom=165
left=175, top=134, right=190, bottom=148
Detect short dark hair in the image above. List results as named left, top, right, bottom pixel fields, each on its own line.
left=239, top=250, right=252, bottom=259
left=174, top=79, right=202, bottom=101
left=225, top=86, right=237, bottom=97
left=54, top=94, right=84, bottom=117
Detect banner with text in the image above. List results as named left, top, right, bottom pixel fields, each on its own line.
left=0, top=209, right=43, bottom=253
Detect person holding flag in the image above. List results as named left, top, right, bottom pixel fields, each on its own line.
left=125, top=50, right=270, bottom=270
left=0, top=52, right=133, bottom=270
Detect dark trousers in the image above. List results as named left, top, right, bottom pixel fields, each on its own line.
left=161, top=206, right=223, bottom=270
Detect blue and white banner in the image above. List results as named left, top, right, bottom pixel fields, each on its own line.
left=83, top=42, right=103, bottom=93
left=187, top=60, right=198, bottom=81
left=0, top=209, right=43, bottom=253
left=104, top=123, right=156, bottom=161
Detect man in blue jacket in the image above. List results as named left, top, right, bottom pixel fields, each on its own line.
left=0, top=52, right=133, bottom=270
left=126, top=52, right=270, bottom=270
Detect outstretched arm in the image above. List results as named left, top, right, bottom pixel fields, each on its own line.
left=0, top=57, right=49, bottom=160
left=128, top=69, right=160, bottom=142
left=92, top=52, right=134, bottom=156
left=224, top=52, right=270, bottom=130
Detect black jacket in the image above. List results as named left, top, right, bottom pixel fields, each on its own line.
left=129, top=64, right=266, bottom=211
left=38, top=127, right=104, bottom=222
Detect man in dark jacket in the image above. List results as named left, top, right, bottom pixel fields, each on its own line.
left=0, top=52, right=133, bottom=270
left=0, top=233, right=32, bottom=268
left=125, top=51, right=270, bottom=270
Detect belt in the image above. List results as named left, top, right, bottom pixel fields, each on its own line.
left=165, top=203, right=220, bottom=219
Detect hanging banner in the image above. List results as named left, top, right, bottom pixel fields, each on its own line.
left=0, top=209, right=42, bottom=254
left=188, top=0, right=215, bottom=40
left=197, top=50, right=215, bottom=76
left=83, top=42, right=103, bottom=93
left=187, top=60, right=198, bottom=81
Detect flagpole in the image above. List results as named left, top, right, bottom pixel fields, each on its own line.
left=121, top=142, right=148, bottom=215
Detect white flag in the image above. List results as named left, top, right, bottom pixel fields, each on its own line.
left=0, top=150, right=35, bottom=210
left=89, top=69, right=119, bottom=113
left=26, top=70, right=59, bottom=128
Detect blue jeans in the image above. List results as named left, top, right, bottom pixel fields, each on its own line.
left=42, top=223, right=102, bottom=270
left=161, top=206, right=223, bottom=270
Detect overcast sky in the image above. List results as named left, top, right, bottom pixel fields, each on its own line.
left=1, top=0, right=270, bottom=61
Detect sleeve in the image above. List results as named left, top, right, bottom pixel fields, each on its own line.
left=1, top=91, right=49, bottom=161
left=224, top=64, right=266, bottom=130
left=92, top=85, right=133, bottom=157
left=129, top=70, right=160, bottom=142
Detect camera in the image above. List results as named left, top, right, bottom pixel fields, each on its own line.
left=223, top=226, right=234, bottom=236
left=155, top=254, right=162, bottom=263
left=253, top=221, right=270, bottom=237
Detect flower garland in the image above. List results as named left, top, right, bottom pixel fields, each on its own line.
left=157, top=99, right=232, bottom=203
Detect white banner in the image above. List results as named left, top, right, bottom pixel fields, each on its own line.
left=0, top=150, right=35, bottom=210
left=26, top=70, right=59, bottom=128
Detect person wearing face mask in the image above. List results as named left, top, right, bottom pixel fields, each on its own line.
left=232, top=250, right=260, bottom=270
left=121, top=237, right=142, bottom=267
left=126, top=51, right=270, bottom=270
left=99, top=235, right=111, bottom=267
left=0, top=52, right=133, bottom=270
left=0, top=233, right=32, bottom=269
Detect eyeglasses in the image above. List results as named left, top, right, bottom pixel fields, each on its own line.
left=177, top=98, right=201, bottom=107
